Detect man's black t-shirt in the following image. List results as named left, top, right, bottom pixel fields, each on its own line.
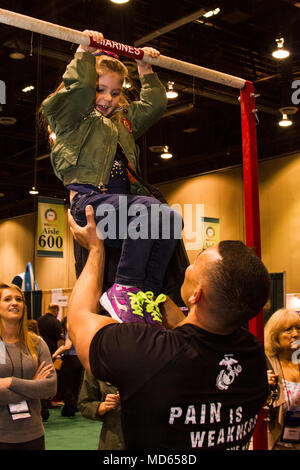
left=89, top=323, right=268, bottom=450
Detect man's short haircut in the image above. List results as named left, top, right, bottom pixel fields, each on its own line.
left=48, top=303, right=59, bottom=312
left=204, top=241, right=270, bottom=331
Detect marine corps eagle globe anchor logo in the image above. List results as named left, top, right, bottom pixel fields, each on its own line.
left=216, top=354, right=242, bottom=390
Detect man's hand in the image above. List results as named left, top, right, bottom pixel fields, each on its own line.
left=68, top=205, right=103, bottom=251
left=98, top=392, right=120, bottom=416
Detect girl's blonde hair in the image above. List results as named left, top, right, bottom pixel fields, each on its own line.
left=0, top=283, right=39, bottom=365
left=264, top=308, right=300, bottom=357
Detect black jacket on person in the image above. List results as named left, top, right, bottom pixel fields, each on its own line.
left=37, top=313, right=63, bottom=355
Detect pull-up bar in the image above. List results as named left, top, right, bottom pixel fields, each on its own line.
left=0, top=8, right=246, bottom=90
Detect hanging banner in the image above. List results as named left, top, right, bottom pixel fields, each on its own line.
left=36, top=197, right=65, bottom=258
left=203, top=217, right=220, bottom=249
left=11, top=262, right=38, bottom=291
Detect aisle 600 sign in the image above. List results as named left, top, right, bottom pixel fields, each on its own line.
left=37, top=197, right=65, bottom=258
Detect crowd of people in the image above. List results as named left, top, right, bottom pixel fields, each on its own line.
left=0, top=28, right=299, bottom=451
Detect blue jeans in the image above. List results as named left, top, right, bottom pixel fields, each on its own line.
left=70, top=191, right=183, bottom=294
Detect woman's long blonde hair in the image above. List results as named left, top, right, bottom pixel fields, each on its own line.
left=0, top=283, right=39, bottom=365
left=264, top=308, right=300, bottom=357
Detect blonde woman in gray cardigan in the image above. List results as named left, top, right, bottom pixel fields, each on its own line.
left=264, top=308, right=300, bottom=450
left=0, top=283, right=57, bottom=450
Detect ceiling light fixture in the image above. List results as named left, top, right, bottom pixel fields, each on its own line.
left=50, top=131, right=56, bottom=142
left=123, top=80, right=132, bottom=89
left=203, top=7, right=220, bottom=18
left=278, top=113, right=292, bottom=127
left=166, top=81, right=178, bottom=99
left=110, top=0, right=130, bottom=4
left=22, top=85, right=35, bottom=93
left=272, top=37, right=290, bottom=59
left=160, top=146, right=173, bottom=159
left=195, top=7, right=220, bottom=24
left=0, top=116, right=16, bottom=125
left=29, top=186, right=39, bottom=195
left=9, top=51, right=25, bottom=60
left=278, top=106, right=297, bottom=127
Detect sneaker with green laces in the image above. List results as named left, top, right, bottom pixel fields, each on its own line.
left=100, top=284, right=146, bottom=323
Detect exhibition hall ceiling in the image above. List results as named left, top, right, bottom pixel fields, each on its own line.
left=0, top=0, right=300, bottom=219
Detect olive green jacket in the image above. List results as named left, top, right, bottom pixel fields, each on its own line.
left=41, top=51, right=167, bottom=194
left=78, top=371, right=125, bottom=450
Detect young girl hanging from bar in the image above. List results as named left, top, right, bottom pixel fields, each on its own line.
left=41, top=30, right=183, bottom=328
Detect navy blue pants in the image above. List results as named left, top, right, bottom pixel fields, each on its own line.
left=70, top=191, right=183, bottom=294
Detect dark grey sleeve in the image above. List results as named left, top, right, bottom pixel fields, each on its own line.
left=9, top=338, right=57, bottom=399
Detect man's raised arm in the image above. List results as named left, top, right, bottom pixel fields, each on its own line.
left=67, top=205, right=118, bottom=373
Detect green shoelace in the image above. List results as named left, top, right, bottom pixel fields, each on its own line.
left=143, top=292, right=167, bottom=322
left=128, top=291, right=147, bottom=317
left=127, top=291, right=167, bottom=322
